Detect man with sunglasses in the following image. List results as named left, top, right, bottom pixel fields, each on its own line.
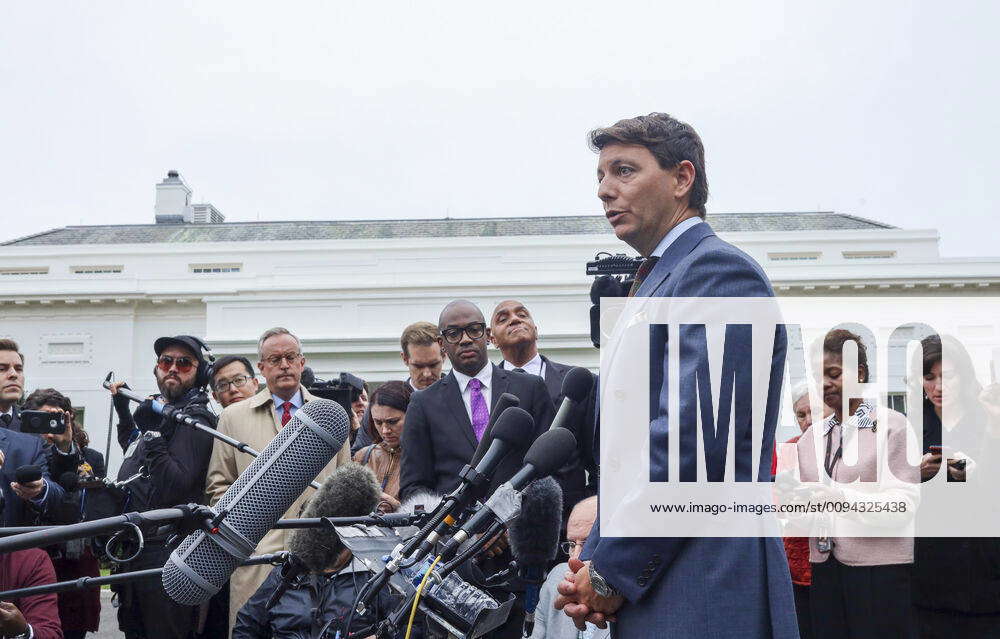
left=107, top=334, right=218, bottom=639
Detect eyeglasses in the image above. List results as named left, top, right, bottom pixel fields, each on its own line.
left=560, top=540, right=586, bottom=555
left=157, top=355, right=196, bottom=373
left=214, top=375, right=253, bottom=393
left=262, top=352, right=302, bottom=367
left=440, top=322, right=487, bottom=344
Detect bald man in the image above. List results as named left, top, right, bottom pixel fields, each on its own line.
left=399, top=299, right=555, bottom=499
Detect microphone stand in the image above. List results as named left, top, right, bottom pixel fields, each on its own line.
left=103, top=379, right=322, bottom=490
left=0, top=552, right=290, bottom=600
left=0, top=513, right=430, bottom=539
left=0, top=506, right=212, bottom=554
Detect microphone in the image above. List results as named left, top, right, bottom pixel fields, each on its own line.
left=469, top=393, right=520, bottom=468
left=410, top=407, right=536, bottom=561
left=268, top=464, right=382, bottom=610
left=353, top=407, right=536, bottom=616
left=161, top=398, right=349, bottom=605
left=551, top=367, right=594, bottom=432
left=14, top=465, right=43, bottom=485
left=438, top=427, right=577, bottom=560
left=509, top=477, right=563, bottom=636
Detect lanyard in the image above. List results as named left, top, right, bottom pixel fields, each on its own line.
left=824, top=426, right=843, bottom=480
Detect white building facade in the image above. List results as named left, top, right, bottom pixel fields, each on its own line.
left=2, top=199, right=999, bottom=470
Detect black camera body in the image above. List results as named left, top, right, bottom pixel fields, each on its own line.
left=306, top=371, right=366, bottom=418
left=19, top=409, right=67, bottom=435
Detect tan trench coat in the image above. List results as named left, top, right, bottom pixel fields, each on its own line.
left=205, top=386, right=352, bottom=634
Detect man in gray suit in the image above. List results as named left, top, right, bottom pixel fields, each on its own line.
left=556, top=113, right=798, bottom=638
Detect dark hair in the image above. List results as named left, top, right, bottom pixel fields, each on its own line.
left=22, top=388, right=89, bottom=449
left=0, top=338, right=24, bottom=365
left=210, top=355, right=255, bottom=384
left=589, top=112, right=709, bottom=217
left=366, top=380, right=413, bottom=443
left=823, top=329, right=869, bottom=383
left=919, top=334, right=981, bottom=403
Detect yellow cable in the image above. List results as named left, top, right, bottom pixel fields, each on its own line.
left=404, top=555, right=442, bottom=639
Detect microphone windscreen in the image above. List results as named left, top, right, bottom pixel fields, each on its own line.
left=289, top=463, right=381, bottom=572
left=490, top=407, right=535, bottom=446
left=162, top=398, right=349, bottom=605
left=14, top=465, right=43, bottom=484
left=301, top=367, right=316, bottom=388
left=508, top=477, right=563, bottom=565
left=561, top=367, right=595, bottom=404
left=398, top=490, right=443, bottom=515
left=523, top=428, right=577, bottom=476
left=58, top=471, right=80, bottom=491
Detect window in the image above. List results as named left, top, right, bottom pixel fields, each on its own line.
left=843, top=250, right=896, bottom=260
left=73, top=407, right=85, bottom=429
left=72, top=265, right=123, bottom=274
left=887, top=393, right=906, bottom=414
left=768, top=252, right=820, bottom=262
left=190, top=263, right=242, bottom=274
left=0, top=267, right=48, bottom=276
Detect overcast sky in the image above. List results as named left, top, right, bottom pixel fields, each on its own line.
left=1, top=2, right=996, bottom=256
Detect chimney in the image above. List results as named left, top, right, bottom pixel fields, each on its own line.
left=153, top=171, right=225, bottom=224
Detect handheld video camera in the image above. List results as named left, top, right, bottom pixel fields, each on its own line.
left=305, top=370, right=366, bottom=419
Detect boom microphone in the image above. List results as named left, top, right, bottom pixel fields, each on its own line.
left=14, top=465, right=43, bottom=485
left=439, top=427, right=577, bottom=559
left=509, top=477, right=563, bottom=636
left=161, top=399, right=349, bottom=605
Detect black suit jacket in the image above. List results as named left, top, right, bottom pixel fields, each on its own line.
left=399, top=365, right=555, bottom=500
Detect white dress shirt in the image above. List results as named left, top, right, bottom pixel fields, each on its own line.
left=452, top=363, right=493, bottom=422
left=501, top=353, right=545, bottom=379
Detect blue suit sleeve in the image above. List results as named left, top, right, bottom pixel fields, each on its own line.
left=589, top=248, right=775, bottom=604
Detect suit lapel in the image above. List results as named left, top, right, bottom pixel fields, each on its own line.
left=540, top=355, right=564, bottom=399
left=636, top=221, right=715, bottom=297
left=490, top=364, right=511, bottom=411
left=441, top=372, right=478, bottom=450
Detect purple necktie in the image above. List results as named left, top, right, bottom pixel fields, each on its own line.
left=468, top=378, right=490, bottom=442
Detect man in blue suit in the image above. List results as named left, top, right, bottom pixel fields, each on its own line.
left=556, top=113, right=798, bottom=638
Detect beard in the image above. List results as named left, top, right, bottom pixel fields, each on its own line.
left=157, top=374, right=194, bottom=403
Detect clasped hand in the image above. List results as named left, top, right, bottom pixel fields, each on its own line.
left=553, top=558, right=624, bottom=630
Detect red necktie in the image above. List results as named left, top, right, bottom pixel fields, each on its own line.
left=628, top=256, right=660, bottom=297
left=280, top=401, right=293, bottom=427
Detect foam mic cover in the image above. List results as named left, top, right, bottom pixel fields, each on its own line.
left=508, top=477, right=563, bottom=618
left=398, top=490, right=443, bottom=515
left=288, top=463, right=381, bottom=573
left=590, top=274, right=627, bottom=304
left=508, top=476, right=563, bottom=566
left=561, top=367, right=595, bottom=405
left=161, top=398, right=349, bottom=605
left=14, top=465, right=43, bottom=484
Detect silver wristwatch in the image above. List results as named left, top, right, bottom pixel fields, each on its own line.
left=589, top=563, right=620, bottom=598
left=9, top=624, right=33, bottom=639
left=142, top=430, right=162, bottom=443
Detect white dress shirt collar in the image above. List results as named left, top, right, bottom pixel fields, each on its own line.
left=502, top=353, right=544, bottom=378
left=453, top=363, right=492, bottom=393
left=650, top=216, right=702, bottom=258
left=271, top=390, right=304, bottom=411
